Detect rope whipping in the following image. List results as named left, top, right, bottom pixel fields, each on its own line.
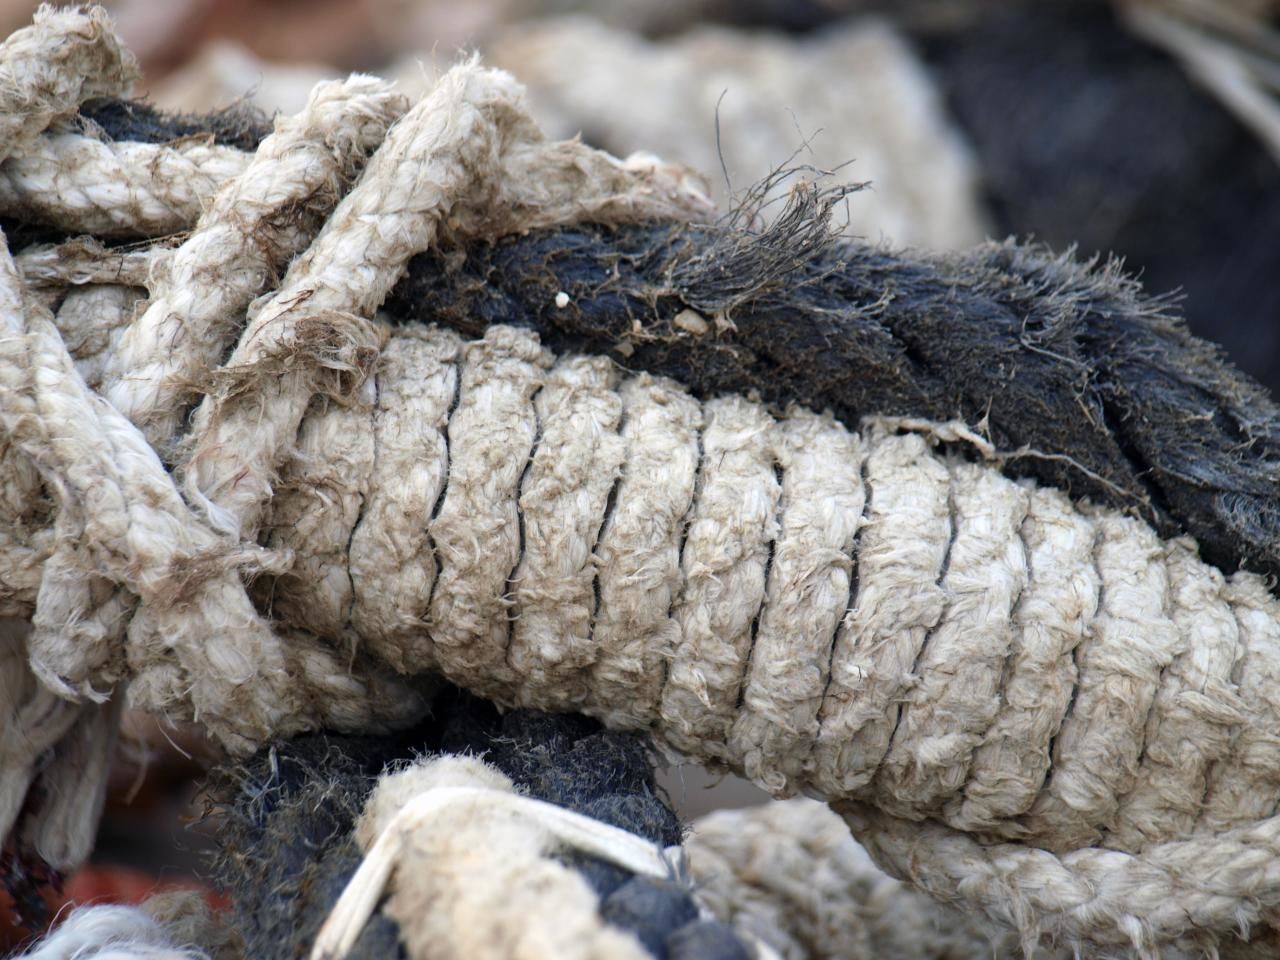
left=3, top=6, right=1280, bottom=956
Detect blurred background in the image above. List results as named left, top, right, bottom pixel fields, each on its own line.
left=3, top=0, right=1279, bottom=947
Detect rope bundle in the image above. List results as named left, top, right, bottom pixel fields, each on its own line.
left=313, top=756, right=683, bottom=960
left=3, top=6, right=1280, bottom=957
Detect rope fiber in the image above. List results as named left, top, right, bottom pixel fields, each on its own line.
left=3, top=6, right=1280, bottom=957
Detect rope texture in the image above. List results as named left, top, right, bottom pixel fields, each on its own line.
left=315, top=756, right=660, bottom=960
left=685, top=798, right=1029, bottom=959
left=1, top=7, right=1279, bottom=956
left=15, top=892, right=234, bottom=960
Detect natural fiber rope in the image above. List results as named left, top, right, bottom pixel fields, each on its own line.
left=101, top=74, right=407, bottom=453
left=0, top=133, right=249, bottom=238
left=3, top=7, right=1280, bottom=955
left=22, top=302, right=1279, bottom=853
left=15, top=306, right=1280, bottom=951
left=311, top=756, right=669, bottom=960
left=685, top=798, right=1028, bottom=959
left=0, top=5, right=136, bottom=164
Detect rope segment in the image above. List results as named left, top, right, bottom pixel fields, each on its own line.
left=1, top=7, right=1279, bottom=956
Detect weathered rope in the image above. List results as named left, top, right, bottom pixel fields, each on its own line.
left=0, top=133, right=249, bottom=238
left=16, top=239, right=158, bottom=290
left=50, top=283, right=146, bottom=392
left=103, top=73, right=407, bottom=453
left=176, top=60, right=709, bottom=543
left=0, top=232, right=427, bottom=747
left=15, top=905, right=200, bottom=960
left=0, top=5, right=136, bottom=164
left=20, top=306, right=1280, bottom=851
left=200, top=703, right=753, bottom=960
left=390, top=217, right=1280, bottom=590
left=312, top=756, right=667, bottom=960
left=15, top=892, right=232, bottom=960
left=3, top=7, right=1280, bottom=956
left=13, top=304, right=1280, bottom=950
left=840, top=801, right=1280, bottom=958
left=685, top=798, right=1027, bottom=960
left=13, top=96, right=1277, bottom=586
left=0, top=625, right=80, bottom=859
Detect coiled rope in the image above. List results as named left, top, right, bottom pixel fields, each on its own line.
left=3, top=7, right=1280, bottom=956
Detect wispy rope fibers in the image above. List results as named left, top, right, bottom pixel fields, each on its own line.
left=4, top=6, right=1280, bottom=957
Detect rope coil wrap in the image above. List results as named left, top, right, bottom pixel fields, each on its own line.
left=3, top=6, right=1280, bottom=955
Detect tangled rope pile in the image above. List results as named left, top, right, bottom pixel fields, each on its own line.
left=4, top=6, right=1280, bottom=958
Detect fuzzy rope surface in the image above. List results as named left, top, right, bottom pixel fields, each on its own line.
left=314, top=756, right=662, bottom=960
left=0, top=5, right=137, bottom=164
left=685, top=798, right=1028, bottom=959
left=13, top=306, right=1280, bottom=951
left=15, top=893, right=232, bottom=960
left=3, top=8, right=1280, bottom=956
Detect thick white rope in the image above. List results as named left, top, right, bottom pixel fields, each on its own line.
left=51, top=282, right=146, bottom=391
left=14, top=894, right=223, bottom=960
left=102, top=74, right=409, bottom=453
left=14, top=309, right=1280, bottom=951
left=0, top=5, right=137, bottom=164
left=311, top=756, right=660, bottom=960
left=841, top=799, right=1280, bottom=957
left=2, top=9, right=1280, bottom=954
left=0, top=134, right=249, bottom=237
left=16, top=238, right=159, bottom=290
left=179, top=61, right=710, bottom=543
left=0, top=232, right=426, bottom=749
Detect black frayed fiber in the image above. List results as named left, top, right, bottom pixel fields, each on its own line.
left=204, top=689, right=737, bottom=960
left=385, top=193, right=1280, bottom=586
left=204, top=732, right=413, bottom=960
left=78, top=97, right=272, bottom=151
left=919, top=3, right=1280, bottom=398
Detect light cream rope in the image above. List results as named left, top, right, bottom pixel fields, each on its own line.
left=685, top=798, right=1031, bottom=960
left=15, top=893, right=228, bottom=960
left=311, top=756, right=666, bottom=960
left=2, top=8, right=1280, bottom=956
left=14, top=307, right=1280, bottom=951
left=102, top=74, right=408, bottom=453
left=0, top=5, right=136, bottom=164
left=0, top=133, right=250, bottom=237
left=15, top=238, right=159, bottom=290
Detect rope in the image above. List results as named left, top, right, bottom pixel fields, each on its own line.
left=311, top=756, right=670, bottom=960
left=0, top=134, right=249, bottom=238
left=0, top=5, right=136, bottom=164
left=14, top=892, right=231, bottom=960
left=2, top=7, right=1280, bottom=955
left=685, top=798, right=1027, bottom=959
left=20, top=302, right=1277, bottom=854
